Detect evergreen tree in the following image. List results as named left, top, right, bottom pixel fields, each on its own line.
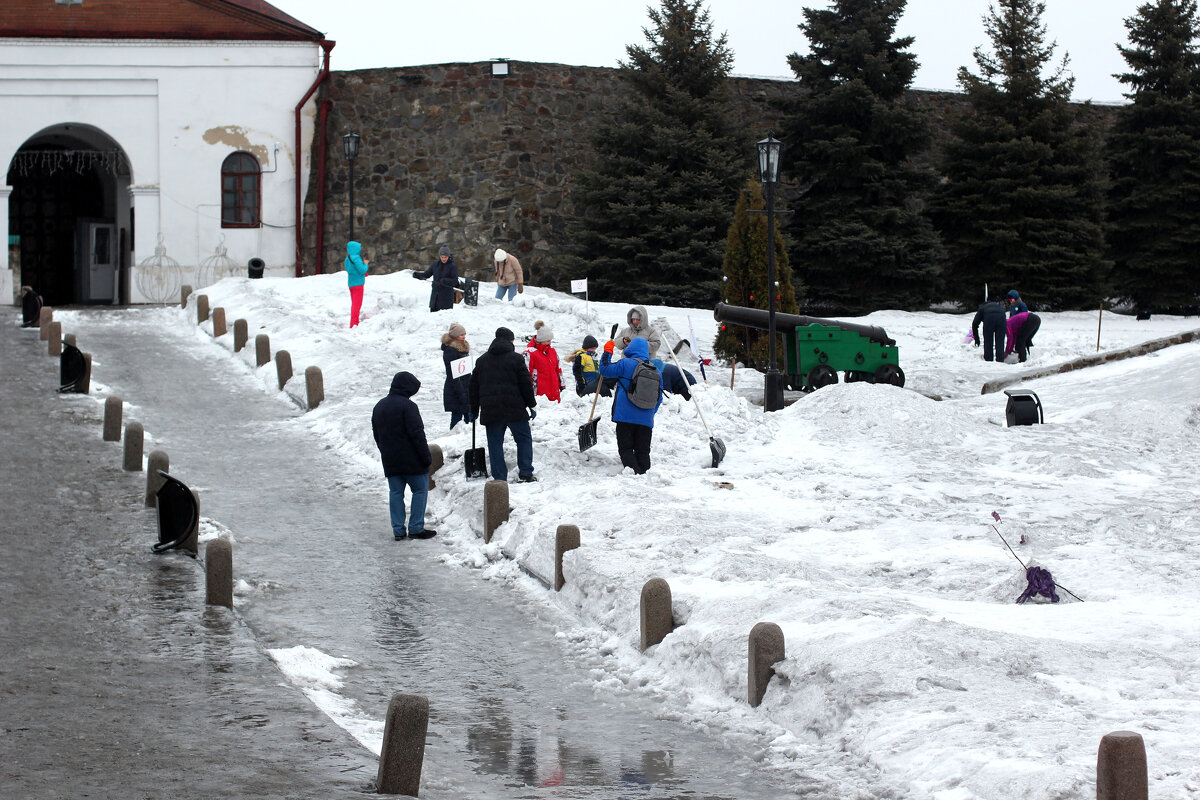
left=930, top=0, right=1109, bottom=309
left=564, top=0, right=747, bottom=307
left=781, top=0, right=944, bottom=315
left=1107, top=0, right=1200, bottom=311
left=714, top=178, right=800, bottom=368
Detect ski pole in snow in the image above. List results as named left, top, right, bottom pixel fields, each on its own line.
left=989, top=511, right=1084, bottom=602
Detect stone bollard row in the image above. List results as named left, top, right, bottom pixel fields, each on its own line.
left=748, top=622, right=785, bottom=707
left=212, top=307, right=227, bottom=338
left=180, top=285, right=192, bottom=308
left=146, top=451, right=169, bottom=507
left=233, top=319, right=248, bottom=352
left=205, top=537, right=234, bottom=609
left=554, top=524, right=580, bottom=592
left=640, top=577, right=674, bottom=651
left=275, top=350, right=292, bottom=391
left=377, top=693, right=428, bottom=796
left=196, top=294, right=210, bottom=325
left=1097, top=730, right=1147, bottom=800
left=39, top=306, right=53, bottom=341
left=305, top=366, right=324, bottom=410
left=255, top=333, right=270, bottom=367
left=103, top=396, right=123, bottom=442
left=123, top=421, right=144, bottom=471
left=483, top=480, right=509, bottom=544
left=48, top=321, right=62, bottom=356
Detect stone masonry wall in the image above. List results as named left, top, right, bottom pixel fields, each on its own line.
left=300, top=61, right=1112, bottom=287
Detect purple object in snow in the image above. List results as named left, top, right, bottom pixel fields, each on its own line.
left=1016, top=566, right=1060, bottom=604
left=992, top=511, right=1002, bottom=522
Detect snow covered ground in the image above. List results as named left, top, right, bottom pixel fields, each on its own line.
left=92, top=271, right=1200, bottom=799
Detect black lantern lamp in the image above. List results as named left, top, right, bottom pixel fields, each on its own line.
left=756, top=134, right=785, bottom=412
left=343, top=132, right=361, bottom=239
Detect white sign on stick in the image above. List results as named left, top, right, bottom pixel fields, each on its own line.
left=571, top=278, right=588, bottom=294
left=450, top=356, right=473, bottom=379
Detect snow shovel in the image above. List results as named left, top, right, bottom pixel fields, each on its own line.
left=665, top=341, right=726, bottom=468
left=465, top=418, right=488, bottom=479
left=578, top=323, right=618, bottom=452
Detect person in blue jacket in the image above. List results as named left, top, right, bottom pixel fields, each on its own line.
left=414, top=244, right=459, bottom=312
left=598, top=335, right=662, bottom=474
left=1006, top=289, right=1028, bottom=317
left=371, top=371, right=436, bottom=540
left=344, top=241, right=369, bottom=327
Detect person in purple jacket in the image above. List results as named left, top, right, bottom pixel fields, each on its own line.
left=1004, top=311, right=1041, bottom=363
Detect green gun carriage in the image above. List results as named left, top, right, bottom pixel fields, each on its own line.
left=713, top=302, right=904, bottom=392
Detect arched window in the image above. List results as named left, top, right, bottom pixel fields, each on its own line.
left=221, top=152, right=260, bottom=228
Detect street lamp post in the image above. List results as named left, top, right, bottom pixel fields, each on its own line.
left=342, top=132, right=361, bottom=240
left=757, top=134, right=785, bottom=412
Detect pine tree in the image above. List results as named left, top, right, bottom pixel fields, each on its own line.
left=714, top=179, right=800, bottom=367
left=930, top=0, right=1109, bottom=310
left=1107, top=0, right=1200, bottom=311
left=782, top=0, right=944, bottom=315
left=564, top=0, right=747, bottom=307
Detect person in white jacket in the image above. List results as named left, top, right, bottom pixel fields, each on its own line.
left=492, top=248, right=523, bottom=301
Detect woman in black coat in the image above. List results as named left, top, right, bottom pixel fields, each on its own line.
left=441, top=322, right=472, bottom=429
left=414, top=244, right=459, bottom=312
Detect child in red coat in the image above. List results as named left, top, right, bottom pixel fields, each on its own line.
left=525, top=327, right=564, bottom=402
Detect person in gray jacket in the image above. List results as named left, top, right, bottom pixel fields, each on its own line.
left=614, top=305, right=663, bottom=359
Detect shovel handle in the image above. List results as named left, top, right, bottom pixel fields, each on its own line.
left=586, top=323, right=618, bottom=423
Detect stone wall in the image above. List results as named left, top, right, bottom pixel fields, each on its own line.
left=301, top=61, right=1113, bottom=286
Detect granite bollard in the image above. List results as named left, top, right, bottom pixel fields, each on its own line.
left=146, top=451, right=169, bottom=507
left=196, top=294, right=210, bottom=325
left=180, top=285, right=192, bottom=308
left=255, top=333, right=270, bottom=367
left=483, top=480, right=509, bottom=544
left=205, top=537, right=234, bottom=609
left=376, top=693, right=429, bottom=796
left=48, top=321, right=62, bottom=356
left=305, top=366, right=324, bottom=410
left=77, top=353, right=92, bottom=394
left=123, top=421, right=144, bottom=471
left=1097, top=730, right=1148, bottom=800
left=554, top=524, right=581, bottom=591
left=233, top=319, right=248, bottom=352
left=747, top=622, right=785, bottom=707
left=640, top=577, right=674, bottom=651
left=275, top=350, right=293, bottom=390
left=102, top=396, right=123, bottom=442
left=428, top=444, right=443, bottom=490
left=212, top=307, right=227, bottom=338
left=39, top=306, right=52, bottom=341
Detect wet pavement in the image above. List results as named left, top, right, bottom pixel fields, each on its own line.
left=1, top=308, right=806, bottom=799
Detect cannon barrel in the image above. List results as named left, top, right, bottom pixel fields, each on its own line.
left=714, top=302, right=894, bottom=346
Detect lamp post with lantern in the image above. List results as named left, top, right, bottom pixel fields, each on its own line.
left=342, top=132, right=361, bottom=239
left=756, top=134, right=785, bottom=412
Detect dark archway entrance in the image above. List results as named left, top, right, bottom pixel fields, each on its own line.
left=7, top=125, right=131, bottom=306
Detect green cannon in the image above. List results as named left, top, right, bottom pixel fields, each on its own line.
left=713, top=302, right=904, bottom=392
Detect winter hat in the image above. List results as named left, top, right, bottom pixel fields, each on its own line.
left=438, top=244, right=452, bottom=258
left=536, top=327, right=553, bottom=343
left=1007, top=289, right=1020, bottom=300
left=495, top=326, right=515, bottom=342
left=582, top=334, right=598, bottom=349
left=494, top=248, right=507, bottom=262
left=448, top=323, right=466, bottom=338
left=534, top=320, right=544, bottom=330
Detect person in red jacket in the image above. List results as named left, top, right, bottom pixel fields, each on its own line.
left=525, top=326, right=564, bottom=402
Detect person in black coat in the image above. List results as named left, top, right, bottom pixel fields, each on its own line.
left=971, top=300, right=1008, bottom=362
left=441, top=322, right=472, bottom=429
left=468, top=327, right=538, bottom=482
left=414, top=244, right=459, bottom=312
left=371, top=371, right=436, bottom=540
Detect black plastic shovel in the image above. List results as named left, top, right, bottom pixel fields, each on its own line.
left=465, top=419, right=488, bottom=479
left=577, top=324, right=618, bottom=452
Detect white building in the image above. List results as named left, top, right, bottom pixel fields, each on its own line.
left=1, top=0, right=332, bottom=306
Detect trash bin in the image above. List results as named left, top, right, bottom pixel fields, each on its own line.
left=248, top=257, right=266, bottom=279
left=1003, top=389, right=1044, bottom=427
left=461, top=278, right=479, bottom=307
left=153, top=471, right=199, bottom=553
left=57, top=342, right=87, bottom=393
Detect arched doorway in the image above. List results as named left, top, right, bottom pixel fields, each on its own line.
left=7, top=124, right=132, bottom=306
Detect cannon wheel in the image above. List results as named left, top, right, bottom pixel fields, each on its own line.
left=873, top=364, right=905, bottom=387
left=805, top=364, right=839, bottom=392
left=844, top=370, right=871, bottom=383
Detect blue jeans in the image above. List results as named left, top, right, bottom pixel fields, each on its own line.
left=495, top=283, right=518, bottom=301
left=485, top=419, right=533, bottom=481
left=387, top=473, right=428, bottom=536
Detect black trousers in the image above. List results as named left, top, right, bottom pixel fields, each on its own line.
left=981, top=314, right=1005, bottom=361
left=615, top=421, right=653, bottom=474
left=1015, top=314, right=1041, bottom=362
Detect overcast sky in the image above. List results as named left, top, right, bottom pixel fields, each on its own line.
left=272, top=0, right=1147, bottom=104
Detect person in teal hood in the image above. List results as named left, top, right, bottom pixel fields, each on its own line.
left=344, top=241, right=369, bottom=327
